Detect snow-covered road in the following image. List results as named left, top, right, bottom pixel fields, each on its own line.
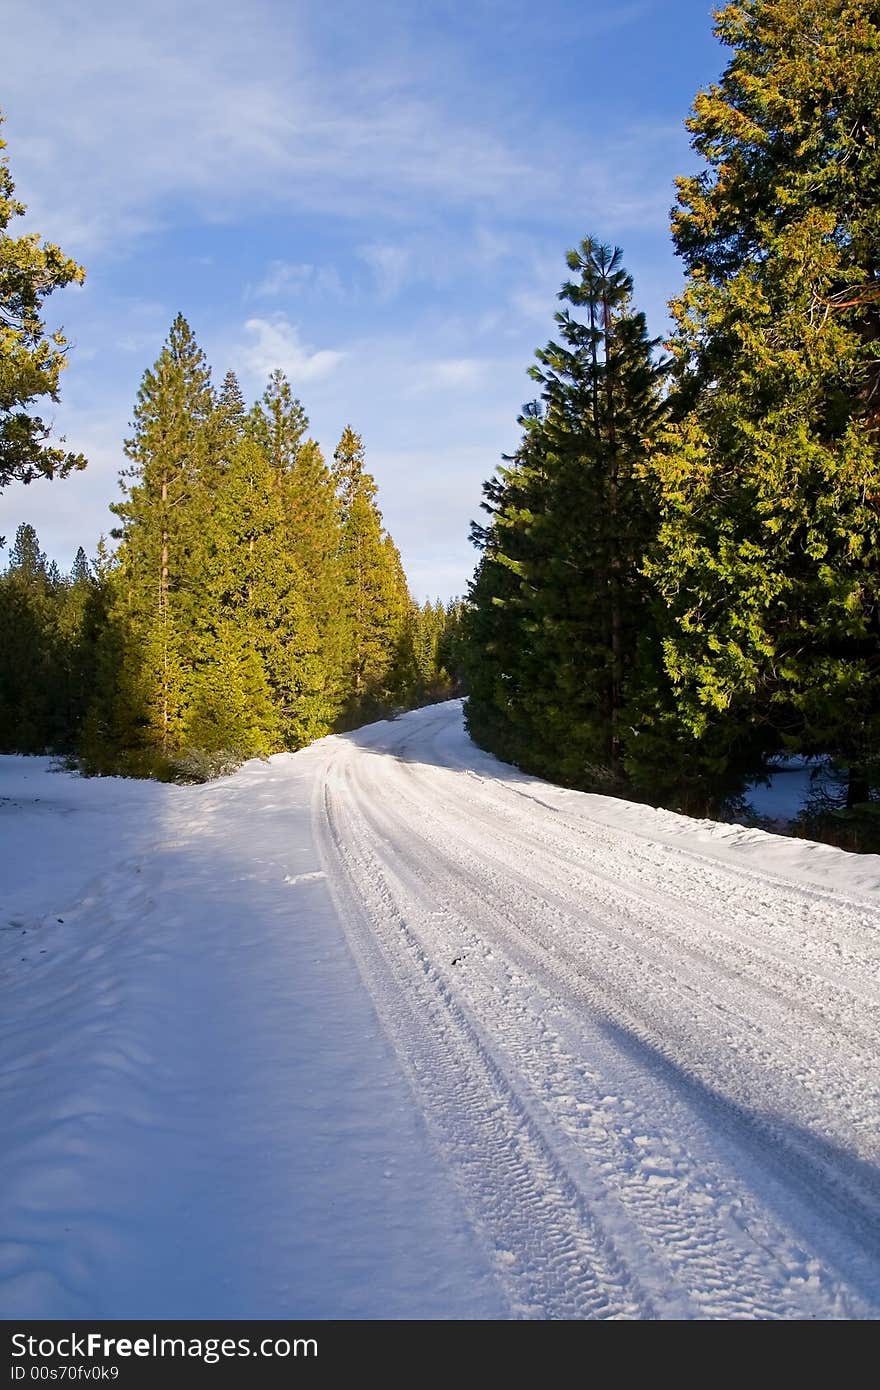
left=2, top=700, right=880, bottom=1318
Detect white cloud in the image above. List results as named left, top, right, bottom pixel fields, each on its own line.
left=355, top=228, right=533, bottom=305
left=239, top=315, right=345, bottom=385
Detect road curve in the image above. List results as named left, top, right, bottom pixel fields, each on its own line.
left=313, top=699, right=880, bottom=1319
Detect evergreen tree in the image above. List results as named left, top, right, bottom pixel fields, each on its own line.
left=247, top=375, right=349, bottom=726
left=70, top=546, right=91, bottom=585
left=247, top=369, right=309, bottom=475
left=77, top=553, right=153, bottom=776
left=333, top=424, right=375, bottom=517
left=1, top=346, right=425, bottom=776
left=401, top=597, right=466, bottom=704
left=436, top=599, right=466, bottom=694
left=333, top=426, right=411, bottom=717
left=412, top=600, right=445, bottom=690
left=285, top=436, right=348, bottom=724
left=0, top=528, right=104, bottom=757
left=185, top=433, right=326, bottom=754
left=465, top=241, right=668, bottom=790
left=219, top=370, right=246, bottom=421
left=648, top=0, right=880, bottom=808
left=7, top=521, right=47, bottom=577
left=0, top=524, right=55, bottom=750
left=51, top=545, right=99, bottom=751
left=211, top=370, right=247, bottom=468
left=184, top=621, right=279, bottom=761
left=0, top=112, right=86, bottom=492
left=110, top=314, right=215, bottom=764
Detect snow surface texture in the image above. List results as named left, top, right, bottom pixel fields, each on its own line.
left=2, top=700, right=879, bottom=1320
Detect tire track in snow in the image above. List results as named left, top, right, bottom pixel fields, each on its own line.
left=402, top=743, right=880, bottom=997
left=390, top=739, right=880, bottom=1141
left=433, top=722, right=880, bottom=942
left=314, top=746, right=663, bottom=1320
left=310, top=703, right=880, bottom=1317
left=344, top=737, right=877, bottom=1317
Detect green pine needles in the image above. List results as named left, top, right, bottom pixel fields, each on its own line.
left=0, top=111, right=86, bottom=493
left=464, top=239, right=669, bottom=794
left=0, top=320, right=465, bottom=779
left=465, top=1, right=880, bottom=840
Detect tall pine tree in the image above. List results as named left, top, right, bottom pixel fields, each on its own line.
left=0, top=524, right=54, bottom=750
left=465, top=240, right=668, bottom=790
left=109, top=314, right=216, bottom=766
left=333, top=426, right=411, bottom=719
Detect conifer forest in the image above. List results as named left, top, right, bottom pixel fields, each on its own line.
left=0, top=334, right=463, bottom=779
left=2, top=0, right=879, bottom=846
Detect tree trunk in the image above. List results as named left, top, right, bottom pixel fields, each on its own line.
left=846, top=764, right=870, bottom=809
left=161, top=473, right=170, bottom=755
left=602, top=285, right=622, bottom=781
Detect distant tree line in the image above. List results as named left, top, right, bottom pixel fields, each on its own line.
left=1, top=105, right=464, bottom=779
left=463, top=0, right=880, bottom=849
left=0, top=323, right=464, bottom=778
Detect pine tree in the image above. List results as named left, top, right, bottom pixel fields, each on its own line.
left=247, top=369, right=309, bottom=475
left=248, top=374, right=348, bottom=727
left=184, top=620, right=278, bottom=763
left=0, top=524, right=55, bottom=750
left=400, top=598, right=466, bottom=705
left=184, top=433, right=326, bottom=754
left=2, top=342, right=424, bottom=775
left=437, top=599, right=466, bottom=694
left=70, top=547, right=91, bottom=585
left=77, top=553, right=153, bottom=776
left=51, top=545, right=99, bottom=751
left=211, top=370, right=247, bottom=468
left=7, top=522, right=47, bottom=577
left=0, top=112, right=86, bottom=491
left=219, top=370, right=246, bottom=421
left=333, top=424, right=375, bottom=517
left=465, top=241, right=668, bottom=790
left=333, top=426, right=411, bottom=718
left=110, top=314, right=215, bottom=764
left=285, top=436, right=348, bottom=725
left=648, top=0, right=880, bottom=808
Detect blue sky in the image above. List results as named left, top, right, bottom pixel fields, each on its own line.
left=1, top=0, right=724, bottom=599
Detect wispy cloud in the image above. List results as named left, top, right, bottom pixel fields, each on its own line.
left=357, top=243, right=415, bottom=301
left=2, top=2, right=683, bottom=257
left=251, top=261, right=344, bottom=301
left=2, top=2, right=534, bottom=253
left=112, top=299, right=172, bottom=354
left=408, top=358, right=490, bottom=394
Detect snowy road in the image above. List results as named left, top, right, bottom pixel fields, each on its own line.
left=2, top=700, right=880, bottom=1318
left=315, top=702, right=880, bottom=1319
